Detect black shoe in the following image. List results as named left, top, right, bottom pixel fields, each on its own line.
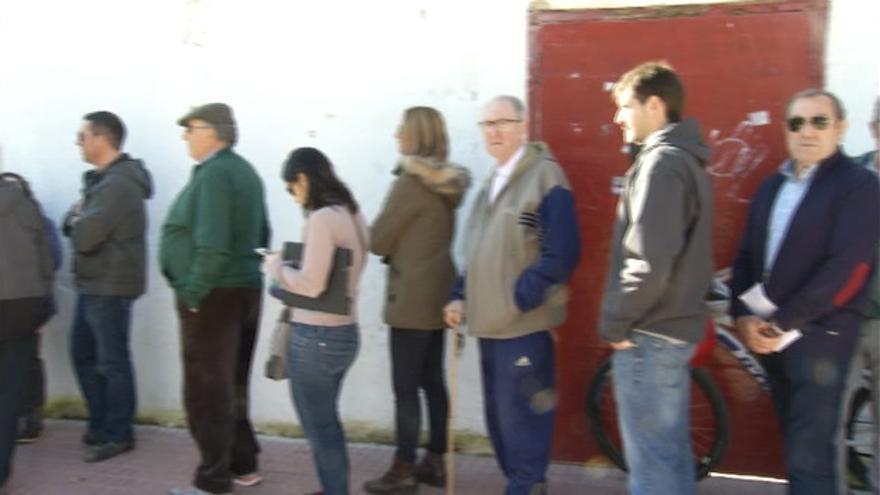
left=84, top=441, right=134, bottom=462
left=81, top=431, right=101, bottom=446
left=16, top=414, right=43, bottom=444
left=16, top=424, right=42, bottom=444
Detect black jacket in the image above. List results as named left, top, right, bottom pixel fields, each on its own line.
left=731, top=150, right=880, bottom=355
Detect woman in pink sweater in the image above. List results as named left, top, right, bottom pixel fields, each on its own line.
left=264, top=147, right=368, bottom=495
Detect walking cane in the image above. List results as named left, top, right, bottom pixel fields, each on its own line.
left=446, top=328, right=461, bottom=495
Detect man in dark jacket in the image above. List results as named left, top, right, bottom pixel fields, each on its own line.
left=599, top=61, right=714, bottom=495
left=162, top=103, right=270, bottom=495
left=731, top=89, right=880, bottom=494
left=63, top=111, right=152, bottom=463
left=0, top=172, right=55, bottom=491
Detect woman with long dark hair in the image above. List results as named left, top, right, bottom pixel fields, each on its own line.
left=363, top=107, right=470, bottom=493
left=264, top=147, right=368, bottom=495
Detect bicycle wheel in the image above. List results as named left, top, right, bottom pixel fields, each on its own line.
left=845, top=385, right=876, bottom=491
left=586, top=358, right=731, bottom=479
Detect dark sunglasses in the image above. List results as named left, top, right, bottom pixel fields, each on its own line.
left=786, top=115, right=831, bottom=133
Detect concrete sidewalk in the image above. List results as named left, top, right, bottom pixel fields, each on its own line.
left=8, top=420, right=785, bottom=494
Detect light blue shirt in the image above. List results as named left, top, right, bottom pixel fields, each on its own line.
left=765, top=160, right=819, bottom=272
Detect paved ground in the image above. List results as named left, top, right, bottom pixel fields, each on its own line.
left=7, top=420, right=787, bottom=494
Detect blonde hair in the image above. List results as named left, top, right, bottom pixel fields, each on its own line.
left=400, top=106, right=449, bottom=161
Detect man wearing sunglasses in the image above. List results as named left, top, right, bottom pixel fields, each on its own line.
left=63, top=111, right=152, bottom=463
left=730, top=89, right=880, bottom=494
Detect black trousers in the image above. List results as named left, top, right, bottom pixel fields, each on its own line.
left=178, top=288, right=262, bottom=494
left=0, top=335, right=37, bottom=488
left=22, top=334, right=44, bottom=418
left=390, top=328, right=449, bottom=462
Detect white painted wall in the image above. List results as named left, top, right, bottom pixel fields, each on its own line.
left=0, top=0, right=530, bottom=434
left=1, top=0, right=877, bottom=437
left=825, top=0, right=880, bottom=155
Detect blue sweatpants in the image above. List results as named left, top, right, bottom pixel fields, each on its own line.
left=479, top=331, right=555, bottom=495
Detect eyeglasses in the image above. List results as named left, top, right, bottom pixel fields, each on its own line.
left=478, top=118, right=523, bottom=131
left=786, top=115, right=831, bottom=133
left=185, top=125, right=213, bottom=133
left=76, top=131, right=103, bottom=144
left=76, top=132, right=87, bottom=143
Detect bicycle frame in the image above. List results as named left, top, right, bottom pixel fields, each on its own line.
left=711, top=322, right=771, bottom=392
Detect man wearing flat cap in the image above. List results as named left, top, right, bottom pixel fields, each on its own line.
left=161, top=103, right=271, bottom=495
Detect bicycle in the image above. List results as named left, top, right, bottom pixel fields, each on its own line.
left=586, top=283, right=876, bottom=487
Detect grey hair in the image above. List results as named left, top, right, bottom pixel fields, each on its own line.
left=786, top=89, right=847, bottom=120
left=871, top=96, right=880, bottom=124
left=486, top=95, right=526, bottom=120
left=214, top=124, right=237, bottom=146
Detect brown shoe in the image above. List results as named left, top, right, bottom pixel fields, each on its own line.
left=363, top=457, right=418, bottom=494
left=414, top=452, right=446, bottom=488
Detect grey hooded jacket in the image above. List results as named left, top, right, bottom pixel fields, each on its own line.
left=63, top=154, right=153, bottom=297
left=599, top=118, right=714, bottom=344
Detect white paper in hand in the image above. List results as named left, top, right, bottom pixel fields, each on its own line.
left=739, top=283, right=778, bottom=319
left=740, top=284, right=803, bottom=352
left=773, top=329, right=802, bottom=352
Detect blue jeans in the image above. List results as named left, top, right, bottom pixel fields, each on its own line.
left=762, top=331, right=855, bottom=495
left=70, top=294, right=136, bottom=443
left=480, top=332, right=555, bottom=495
left=288, top=323, right=358, bottom=495
left=612, top=333, right=696, bottom=495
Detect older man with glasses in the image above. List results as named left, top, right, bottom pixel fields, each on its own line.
left=731, top=89, right=880, bottom=494
left=161, top=103, right=271, bottom=495
left=444, top=95, right=581, bottom=495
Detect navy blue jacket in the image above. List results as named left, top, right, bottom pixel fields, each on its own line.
left=731, top=150, right=880, bottom=352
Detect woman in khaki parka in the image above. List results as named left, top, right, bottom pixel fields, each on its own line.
left=364, top=107, right=470, bottom=494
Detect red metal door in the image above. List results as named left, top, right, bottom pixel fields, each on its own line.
left=529, top=0, right=827, bottom=476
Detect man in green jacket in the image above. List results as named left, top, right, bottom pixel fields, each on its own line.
left=162, top=103, right=270, bottom=495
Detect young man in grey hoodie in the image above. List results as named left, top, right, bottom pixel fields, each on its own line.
left=599, top=61, right=714, bottom=495
left=63, top=111, right=152, bottom=463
